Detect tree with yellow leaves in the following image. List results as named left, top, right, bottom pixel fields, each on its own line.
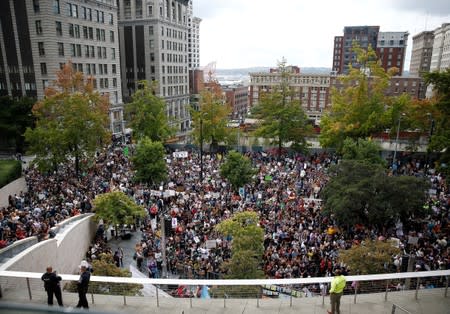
left=319, top=44, right=397, bottom=151
left=191, top=79, right=233, bottom=152
left=25, top=62, right=110, bottom=176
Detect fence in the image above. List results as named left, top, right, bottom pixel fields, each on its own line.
left=0, top=269, right=448, bottom=314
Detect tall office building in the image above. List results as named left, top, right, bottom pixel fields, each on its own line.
left=429, top=23, right=450, bottom=72
left=409, top=31, right=434, bottom=76
left=0, top=0, right=125, bottom=134
left=187, top=0, right=201, bottom=69
left=332, top=26, right=407, bottom=76
left=331, top=36, right=343, bottom=74
left=426, top=23, right=450, bottom=98
left=332, top=26, right=379, bottom=75
left=117, top=0, right=199, bottom=133
left=376, top=31, right=408, bottom=76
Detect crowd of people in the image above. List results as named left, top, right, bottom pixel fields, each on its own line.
left=1, top=142, right=449, bottom=284
left=133, top=150, right=449, bottom=281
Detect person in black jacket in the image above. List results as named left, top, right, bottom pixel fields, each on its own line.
left=41, top=266, right=63, bottom=306
left=76, top=263, right=91, bottom=309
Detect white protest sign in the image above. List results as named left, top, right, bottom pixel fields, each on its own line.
left=206, top=240, right=217, bottom=249
left=173, top=151, right=188, bottom=158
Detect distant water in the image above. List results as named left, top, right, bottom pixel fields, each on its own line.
left=215, top=67, right=332, bottom=86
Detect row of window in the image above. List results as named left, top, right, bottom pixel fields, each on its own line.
left=52, top=21, right=115, bottom=43
left=33, top=0, right=114, bottom=26
left=42, top=77, right=117, bottom=91
left=66, top=2, right=114, bottom=25
left=122, top=1, right=187, bottom=25
left=66, top=23, right=115, bottom=43
left=251, top=76, right=330, bottom=85
left=39, top=62, right=118, bottom=80
left=161, top=52, right=186, bottom=63
left=379, top=39, right=405, bottom=46
left=163, top=85, right=186, bottom=97
left=162, top=75, right=187, bottom=85
left=38, top=42, right=115, bottom=61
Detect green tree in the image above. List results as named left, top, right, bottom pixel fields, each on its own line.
left=341, top=138, right=385, bottom=166
left=319, top=44, right=397, bottom=151
left=131, top=137, right=167, bottom=186
left=24, top=63, right=110, bottom=176
left=191, top=84, right=233, bottom=152
left=339, top=240, right=400, bottom=274
left=65, top=253, right=143, bottom=296
left=126, top=80, right=175, bottom=142
left=0, top=96, right=35, bottom=153
left=251, top=58, right=312, bottom=157
left=423, top=69, right=450, bottom=175
left=93, top=191, right=146, bottom=234
left=321, top=160, right=430, bottom=230
left=220, top=151, right=256, bottom=191
left=215, top=211, right=265, bottom=279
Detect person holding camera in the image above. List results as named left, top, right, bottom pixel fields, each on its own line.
left=41, top=266, right=63, bottom=306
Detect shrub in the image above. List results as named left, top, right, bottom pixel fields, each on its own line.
left=0, top=160, right=22, bottom=188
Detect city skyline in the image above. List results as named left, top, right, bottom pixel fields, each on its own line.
left=195, top=0, right=450, bottom=69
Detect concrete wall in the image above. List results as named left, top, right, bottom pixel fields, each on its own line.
left=0, top=237, right=38, bottom=263
left=0, top=214, right=97, bottom=289
left=0, top=177, right=27, bottom=208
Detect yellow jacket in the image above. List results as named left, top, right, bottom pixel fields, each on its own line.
left=330, top=275, right=346, bottom=293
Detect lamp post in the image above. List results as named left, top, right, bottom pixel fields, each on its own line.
left=425, top=114, right=435, bottom=171
left=200, top=117, right=203, bottom=183
left=392, top=113, right=405, bottom=172
left=157, top=189, right=168, bottom=278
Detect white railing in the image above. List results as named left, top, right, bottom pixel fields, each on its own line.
left=1, top=269, right=448, bottom=308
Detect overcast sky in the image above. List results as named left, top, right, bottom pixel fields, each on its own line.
left=193, top=0, right=450, bottom=70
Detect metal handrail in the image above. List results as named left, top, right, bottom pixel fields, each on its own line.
left=1, top=269, right=448, bottom=286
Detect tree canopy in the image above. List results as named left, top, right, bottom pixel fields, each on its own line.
left=125, top=80, right=174, bottom=142
left=339, top=240, right=401, bottom=275
left=251, top=58, right=312, bottom=156
left=93, top=191, right=146, bottom=226
left=220, top=151, right=256, bottom=191
left=191, top=84, right=233, bottom=152
left=24, top=63, right=110, bottom=176
left=423, top=69, right=450, bottom=175
left=215, top=211, right=265, bottom=279
left=131, top=137, right=167, bottom=186
left=341, top=138, right=385, bottom=166
left=0, top=96, right=35, bottom=153
left=321, top=160, right=430, bottom=230
left=319, top=44, right=397, bottom=151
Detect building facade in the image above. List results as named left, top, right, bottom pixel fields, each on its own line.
left=222, top=85, right=248, bottom=119
left=332, top=26, right=380, bottom=75
left=117, top=0, right=198, bottom=133
left=0, top=0, right=125, bottom=134
left=331, top=36, right=343, bottom=74
left=332, top=26, right=407, bottom=76
left=330, top=75, right=425, bottom=100
left=249, top=69, right=331, bottom=124
left=426, top=23, right=450, bottom=98
left=188, top=15, right=201, bottom=69
left=429, top=23, right=450, bottom=72
left=376, top=31, right=409, bottom=76
left=409, top=31, right=434, bottom=77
